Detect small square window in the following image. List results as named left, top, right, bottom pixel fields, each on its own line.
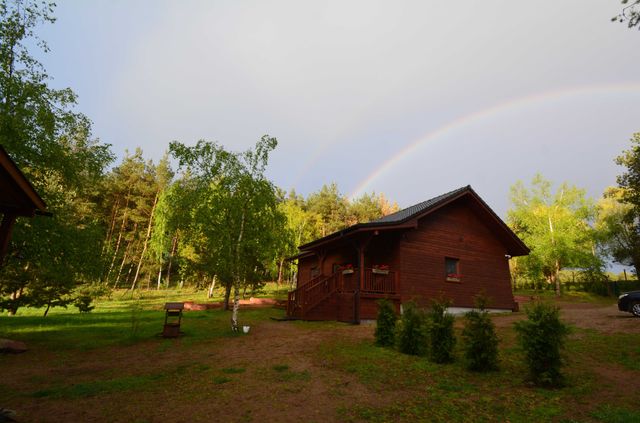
left=311, top=266, right=320, bottom=278
left=445, top=257, right=461, bottom=281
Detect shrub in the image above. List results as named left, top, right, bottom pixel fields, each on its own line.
left=395, top=301, right=428, bottom=356
left=426, top=297, right=456, bottom=363
left=74, top=294, right=95, bottom=313
left=514, top=301, right=570, bottom=387
left=374, top=299, right=397, bottom=347
left=461, top=294, right=499, bottom=371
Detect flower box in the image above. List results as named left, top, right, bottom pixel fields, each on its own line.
left=372, top=268, right=389, bottom=275
left=341, top=264, right=354, bottom=275
left=446, top=273, right=462, bottom=282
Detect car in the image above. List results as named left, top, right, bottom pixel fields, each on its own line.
left=618, top=290, right=640, bottom=317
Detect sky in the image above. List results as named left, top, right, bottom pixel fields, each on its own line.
left=35, top=0, right=640, bottom=218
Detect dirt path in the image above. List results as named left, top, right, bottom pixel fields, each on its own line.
left=493, top=299, right=640, bottom=334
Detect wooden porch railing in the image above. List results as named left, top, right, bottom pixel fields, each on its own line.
left=287, top=268, right=398, bottom=318
left=287, top=272, right=339, bottom=317
left=361, top=268, right=398, bottom=294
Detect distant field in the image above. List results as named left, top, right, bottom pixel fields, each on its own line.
left=1, top=289, right=639, bottom=422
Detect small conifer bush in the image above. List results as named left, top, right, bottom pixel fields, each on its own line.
left=426, top=297, right=456, bottom=363
left=374, top=299, right=397, bottom=347
left=514, top=301, right=570, bottom=387
left=74, top=294, right=95, bottom=313
left=461, top=294, right=499, bottom=371
left=395, top=301, right=428, bottom=356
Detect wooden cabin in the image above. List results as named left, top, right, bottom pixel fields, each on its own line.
left=0, top=145, right=49, bottom=262
left=287, top=186, right=529, bottom=322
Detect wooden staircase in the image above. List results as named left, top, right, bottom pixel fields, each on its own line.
left=287, top=272, right=340, bottom=319
left=287, top=268, right=398, bottom=320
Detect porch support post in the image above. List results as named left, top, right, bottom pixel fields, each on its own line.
left=318, top=249, right=327, bottom=275
left=355, top=244, right=364, bottom=324
left=0, top=213, right=17, bottom=265
left=354, top=234, right=373, bottom=325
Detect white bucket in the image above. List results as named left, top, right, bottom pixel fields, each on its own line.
left=242, top=325, right=250, bottom=334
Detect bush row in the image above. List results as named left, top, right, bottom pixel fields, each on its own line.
left=374, top=296, right=569, bottom=387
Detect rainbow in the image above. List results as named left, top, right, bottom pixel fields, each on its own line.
left=347, top=82, right=640, bottom=200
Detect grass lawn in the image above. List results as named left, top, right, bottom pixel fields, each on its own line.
left=1, top=288, right=639, bottom=422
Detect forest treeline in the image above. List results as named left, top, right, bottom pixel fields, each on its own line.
left=1, top=1, right=640, bottom=319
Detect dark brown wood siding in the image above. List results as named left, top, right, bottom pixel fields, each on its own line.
left=399, top=200, right=514, bottom=310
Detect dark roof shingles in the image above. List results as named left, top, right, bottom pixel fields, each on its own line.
left=361, top=185, right=470, bottom=226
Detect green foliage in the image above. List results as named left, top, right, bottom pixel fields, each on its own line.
left=100, top=149, right=171, bottom=291
left=374, top=299, right=397, bottom=347
left=169, top=136, right=284, bottom=328
left=461, top=294, right=499, bottom=371
left=306, top=183, right=349, bottom=238
left=0, top=0, right=114, bottom=314
left=617, top=134, right=640, bottom=207
left=514, top=301, right=570, bottom=387
left=426, top=297, right=456, bottom=364
left=508, top=174, right=602, bottom=295
left=348, top=192, right=399, bottom=226
left=395, top=301, right=428, bottom=356
left=73, top=295, right=95, bottom=313
left=603, top=133, right=640, bottom=276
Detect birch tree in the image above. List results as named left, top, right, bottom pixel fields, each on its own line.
left=507, top=174, right=602, bottom=296
left=170, top=136, right=283, bottom=331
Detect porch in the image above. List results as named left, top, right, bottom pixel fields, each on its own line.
left=286, top=267, right=400, bottom=321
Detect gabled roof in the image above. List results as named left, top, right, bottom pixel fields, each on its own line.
left=359, top=186, right=469, bottom=226
left=299, top=185, right=529, bottom=256
left=0, top=145, right=49, bottom=217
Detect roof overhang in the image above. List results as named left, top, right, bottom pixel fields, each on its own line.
left=0, top=145, right=49, bottom=217
left=297, top=186, right=529, bottom=257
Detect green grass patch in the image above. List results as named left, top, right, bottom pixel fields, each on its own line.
left=320, top=332, right=624, bottom=422
left=0, top=293, right=284, bottom=351
left=212, top=376, right=232, bottom=385
left=272, top=364, right=289, bottom=372
left=568, top=329, right=640, bottom=371
left=262, top=364, right=310, bottom=382
left=29, top=373, right=166, bottom=399
left=591, top=404, right=640, bottom=422
left=221, top=367, right=246, bottom=374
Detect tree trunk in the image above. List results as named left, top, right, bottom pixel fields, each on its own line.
left=223, top=283, right=232, bottom=310
left=208, top=275, right=217, bottom=299
left=102, top=196, right=121, bottom=256
left=554, top=260, right=561, bottom=297
left=166, top=232, right=178, bottom=288
left=104, top=193, right=131, bottom=284
left=130, top=191, right=159, bottom=291
left=113, top=231, right=135, bottom=290
left=231, top=208, right=246, bottom=331
left=157, top=266, right=162, bottom=290
left=277, top=258, right=285, bottom=285
left=7, top=287, right=23, bottom=316
left=43, top=303, right=51, bottom=317
left=231, top=282, right=241, bottom=331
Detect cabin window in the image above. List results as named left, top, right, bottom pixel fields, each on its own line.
left=311, top=266, right=320, bottom=279
left=445, top=257, right=461, bottom=282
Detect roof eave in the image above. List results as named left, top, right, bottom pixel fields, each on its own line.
left=0, top=145, right=48, bottom=214
left=299, top=221, right=417, bottom=252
